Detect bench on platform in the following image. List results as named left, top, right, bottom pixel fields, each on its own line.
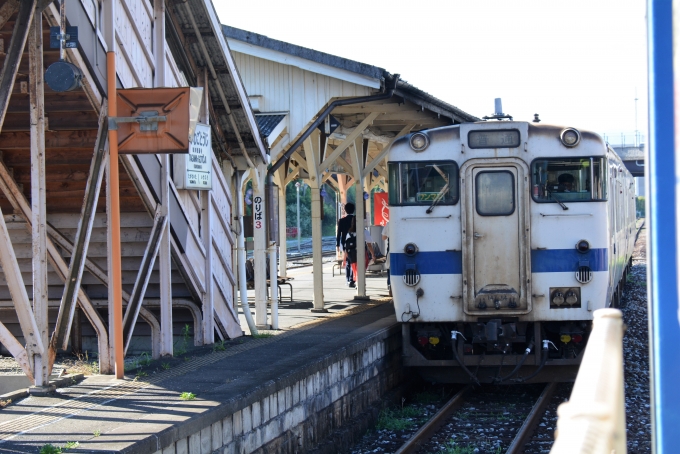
left=245, top=259, right=294, bottom=301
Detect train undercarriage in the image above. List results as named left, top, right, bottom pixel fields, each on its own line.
left=403, top=320, right=591, bottom=384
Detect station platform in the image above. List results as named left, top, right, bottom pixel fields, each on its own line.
left=239, top=257, right=391, bottom=332
left=0, top=264, right=401, bottom=454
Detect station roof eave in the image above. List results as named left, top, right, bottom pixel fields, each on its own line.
left=167, top=1, right=267, bottom=164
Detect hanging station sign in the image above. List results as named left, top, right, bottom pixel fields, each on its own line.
left=173, top=123, right=212, bottom=190
left=373, top=192, right=389, bottom=226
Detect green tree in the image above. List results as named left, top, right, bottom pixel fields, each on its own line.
left=284, top=181, right=337, bottom=238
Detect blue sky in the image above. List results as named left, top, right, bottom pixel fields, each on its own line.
left=215, top=1, right=647, bottom=138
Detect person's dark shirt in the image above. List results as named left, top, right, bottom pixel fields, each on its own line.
left=336, top=214, right=354, bottom=248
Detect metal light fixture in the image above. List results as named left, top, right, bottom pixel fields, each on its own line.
left=410, top=132, right=429, bottom=152
left=560, top=128, right=581, bottom=147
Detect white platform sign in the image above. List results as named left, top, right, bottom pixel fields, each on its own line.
left=174, top=123, right=212, bottom=190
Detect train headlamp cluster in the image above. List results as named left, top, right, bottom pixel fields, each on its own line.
left=560, top=128, right=581, bottom=147
left=409, top=132, right=429, bottom=152
left=550, top=287, right=582, bottom=308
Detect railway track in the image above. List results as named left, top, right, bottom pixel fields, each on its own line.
left=394, top=383, right=563, bottom=454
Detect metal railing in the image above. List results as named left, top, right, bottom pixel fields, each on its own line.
left=602, top=131, right=646, bottom=148
left=551, top=308, right=627, bottom=453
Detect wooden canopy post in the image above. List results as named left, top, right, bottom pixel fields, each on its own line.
left=304, top=130, right=326, bottom=313
left=252, top=163, right=269, bottom=328
left=350, top=138, right=368, bottom=299
left=275, top=168, right=288, bottom=277
left=154, top=0, right=173, bottom=357
left=199, top=66, right=214, bottom=344
left=29, top=5, right=50, bottom=386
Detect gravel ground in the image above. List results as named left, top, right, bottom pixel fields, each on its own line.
left=619, top=224, right=651, bottom=452
left=417, top=384, right=545, bottom=454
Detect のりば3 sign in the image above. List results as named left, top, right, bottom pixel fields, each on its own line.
left=173, top=123, right=212, bottom=190
left=253, top=195, right=263, bottom=230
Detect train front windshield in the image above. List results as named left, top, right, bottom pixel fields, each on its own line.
left=531, top=157, right=607, bottom=203
left=388, top=161, right=459, bottom=206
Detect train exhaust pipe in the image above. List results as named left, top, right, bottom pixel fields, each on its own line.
left=494, top=98, right=503, bottom=116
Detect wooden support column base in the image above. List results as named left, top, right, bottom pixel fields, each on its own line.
left=310, top=308, right=328, bottom=313
left=353, top=296, right=371, bottom=301
left=255, top=324, right=270, bottom=330
left=28, top=384, right=55, bottom=396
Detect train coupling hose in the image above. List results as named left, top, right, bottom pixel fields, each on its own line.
left=517, top=339, right=557, bottom=383
left=494, top=340, right=534, bottom=384
left=451, top=331, right=480, bottom=386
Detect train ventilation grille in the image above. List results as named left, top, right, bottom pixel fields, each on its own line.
left=576, top=266, right=592, bottom=284
left=403, top=269, right=420, bottom=287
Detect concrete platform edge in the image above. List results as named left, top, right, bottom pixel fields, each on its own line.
left=120, top=320, right=401, bottom=454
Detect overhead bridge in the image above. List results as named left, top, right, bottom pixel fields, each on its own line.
left=612, top=145, right=645, bottom=177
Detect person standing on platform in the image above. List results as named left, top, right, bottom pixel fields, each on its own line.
left=336, top=202, right=355, bottom=287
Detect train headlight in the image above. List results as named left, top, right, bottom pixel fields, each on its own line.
left=404, top=243, right=419, bottom=256
left=576, top=239, right=590, bottom=254
left=560, top=128, right=581, bottom=147
left=410, top=132, right=429, bottom=152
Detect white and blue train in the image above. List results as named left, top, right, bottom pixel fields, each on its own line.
left=387, top=109, right=636, bottom=383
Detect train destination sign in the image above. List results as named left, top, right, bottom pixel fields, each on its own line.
left=174, top=123, right=212, bottom=190
left=468, top=129, right=520, bottom=149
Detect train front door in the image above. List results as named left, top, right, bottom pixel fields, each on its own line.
left=462, top=161, right=530, bottom=314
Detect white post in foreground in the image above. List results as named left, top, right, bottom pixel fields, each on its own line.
left=269, top=243, right=278, bottom=329
left=236, top=171, right=257, bottom=335
left=551, top=308, right=626, bottom=453
left=278, top=182, right=288, bottom=276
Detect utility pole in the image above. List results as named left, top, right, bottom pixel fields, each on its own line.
left=634, top=88, right=639, bottom=147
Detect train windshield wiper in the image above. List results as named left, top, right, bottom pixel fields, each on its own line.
left=426, top=183, right=449, bottom=214
left=546, top=188, right=569, bottom=210
left=426, top=165, right=450, bottom=214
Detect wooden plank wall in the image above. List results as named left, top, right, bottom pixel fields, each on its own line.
left=232, top=52, right=372, bottom=142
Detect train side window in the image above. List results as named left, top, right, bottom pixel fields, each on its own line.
left=475, top=170, right=515, bottom=216
left=388, top=161, right=459, bottom=206
left=531, top=157, right=607, bottom=203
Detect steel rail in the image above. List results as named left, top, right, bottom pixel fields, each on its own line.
left=505, top=382, right=557, bottom=454
left=394, top=385, right=472, bottom=454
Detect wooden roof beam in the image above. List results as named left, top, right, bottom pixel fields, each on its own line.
left=318, top=112, right=380, bottom=172
left=363, top=124, right=414, bottom=178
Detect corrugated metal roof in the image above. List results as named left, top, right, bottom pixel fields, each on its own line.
left=222, top=26, right=384, bottom=81
left=255, top=114, right=286, bottom=138
left=396, top=80, right=480, bottom=123
left=167, top=1, right=267, bottom=162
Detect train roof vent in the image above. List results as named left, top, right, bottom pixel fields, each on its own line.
left=576, top=266, right=592, bottom=284
left=403, top=269, right=421, bottom=287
